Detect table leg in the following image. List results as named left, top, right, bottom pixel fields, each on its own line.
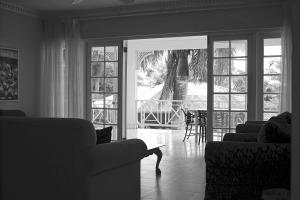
left=195, top=111, right=199, bottom=143
left=145, top=147, right=163, bottom=176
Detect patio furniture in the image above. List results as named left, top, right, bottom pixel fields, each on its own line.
left=182, top=109, right=207, bottom=143
left=198, top=110, right=207, bottom=143
left=182, top=108, right=196, bottom=142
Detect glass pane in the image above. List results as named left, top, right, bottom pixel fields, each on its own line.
left=213, top=58, right=229, bottom=75
left=105, top=94, right=118, bottom=109
left=105, top=78, right=118, bottom=93
left=91, top=62, right=104, bottom=77
left=230, top=129, right=236, bottom=133
left=213, top=129, right=227, bottom=141
left=263, top=112, right=278, bottom=121
left=214, top=77, right=229, bottom=92
left=91, top=78, right=105, bottom=92
left=92, top=109, right=104, bottom=124
left=264, top=94, right=280, bottom=112
left=231, top=40, right=247, bottom=57
left=213, top=112, right=229, bottom=128
left=264, top=57, right=281, bottom=74
left=105, top=62, right=118, bottom=77
left=111, top=125, right=118, bottom=141
left=214, top=94, right=229, bottom=110
left=104, top=109, right=118, bottom=124
left=92, top=93, right=104, bottom=108
left=264, top=38, right=282, bottom=56
left=230, top=112, right=247, bottom=128
left=214, top=41, right=230, bottom=57
left=93, top=124, right=104, bottom=130
left=231, top=94, right=247, bottom=110
left=91, top=47, right=104, bottom=61
left=231, top=76, right=247, bottom=93
left=264, top=75, right=281, bottom=93
left=231, top=58, right=247, bottom=75
left=105, top=46, right=118, bottom=61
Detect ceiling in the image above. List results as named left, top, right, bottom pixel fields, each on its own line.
left=10, top=0, right=178, bottom=12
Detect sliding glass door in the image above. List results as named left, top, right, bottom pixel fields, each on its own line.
left=87, top=42, right=123, bottom=141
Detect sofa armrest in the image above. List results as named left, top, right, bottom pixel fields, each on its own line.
left=223, top=133, right=258, bottom=142
left=205, top=141, right=290, bottom=169
left=85, top=139, right=147, bottom=175
left=236, top=123, right=263, bottom=133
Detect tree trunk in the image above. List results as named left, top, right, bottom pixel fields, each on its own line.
left=173, top=50, right=189, bottom=101
left=160, top=51, right=177, bottom=100
left=159, top=50, right=190, bottom=128
left=172, top=50, right=189, bottom=126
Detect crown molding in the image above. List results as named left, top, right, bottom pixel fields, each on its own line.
left=42, top=0, right=286, bottom=20
left=0, top=0, right=39, bottom=17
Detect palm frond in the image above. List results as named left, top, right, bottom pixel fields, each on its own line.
left=189, top=49, right=207, bottom=83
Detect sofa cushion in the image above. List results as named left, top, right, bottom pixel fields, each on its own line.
left=257, top=113, right=291, bottom=143
left=96, top=126, right=112, bottom=144
left=277, top=112, right=292, bottom=124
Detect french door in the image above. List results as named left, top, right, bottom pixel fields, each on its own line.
left=87, top=42, right=123, bottom=141
left=208, top=36, right=252, bottom=141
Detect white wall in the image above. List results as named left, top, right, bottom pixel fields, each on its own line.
left=0, top=9, right=42, bottom=116
left=80, top=5, right=283, bottom=39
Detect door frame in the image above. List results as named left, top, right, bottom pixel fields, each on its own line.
left=207, top=33, right=255, bottom=141
left=86, top=40, right=124, bottom=141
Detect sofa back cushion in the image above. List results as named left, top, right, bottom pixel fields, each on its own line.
left=0, top=117, right=96, bottom=200
left=257, top=112, right=291, bottom=143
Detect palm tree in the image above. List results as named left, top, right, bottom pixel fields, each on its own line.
left=140, top=49, right=207, bottom=100
left=139, top=49, right=207, bottom=124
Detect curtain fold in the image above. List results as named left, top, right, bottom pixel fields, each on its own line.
left=40, top=19, right=85, bottom=118
left=281, top=3, right=292, bottom=112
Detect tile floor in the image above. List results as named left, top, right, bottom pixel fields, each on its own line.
left=130, top=129, right=206, bottom=200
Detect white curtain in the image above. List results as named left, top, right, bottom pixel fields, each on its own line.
left=281, top=3, right=292, bottom=112
left=40, top=19, right=85, bottom=118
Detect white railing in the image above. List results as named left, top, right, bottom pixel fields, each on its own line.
left=136, top=99, right=207, bottom=128
left=92, top=100, right=117, bottom=125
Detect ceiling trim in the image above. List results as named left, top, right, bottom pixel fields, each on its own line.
left=0, top=0, right=39, bottom=17
left=43, top=0, right=286, bottom=20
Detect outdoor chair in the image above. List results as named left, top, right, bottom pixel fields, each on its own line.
left=198, top=110, right=207, bottom=143
left=182, top=108, right=196, bottom=141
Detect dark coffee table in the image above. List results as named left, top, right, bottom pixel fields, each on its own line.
left=127, top=131, right=165, bottom=176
